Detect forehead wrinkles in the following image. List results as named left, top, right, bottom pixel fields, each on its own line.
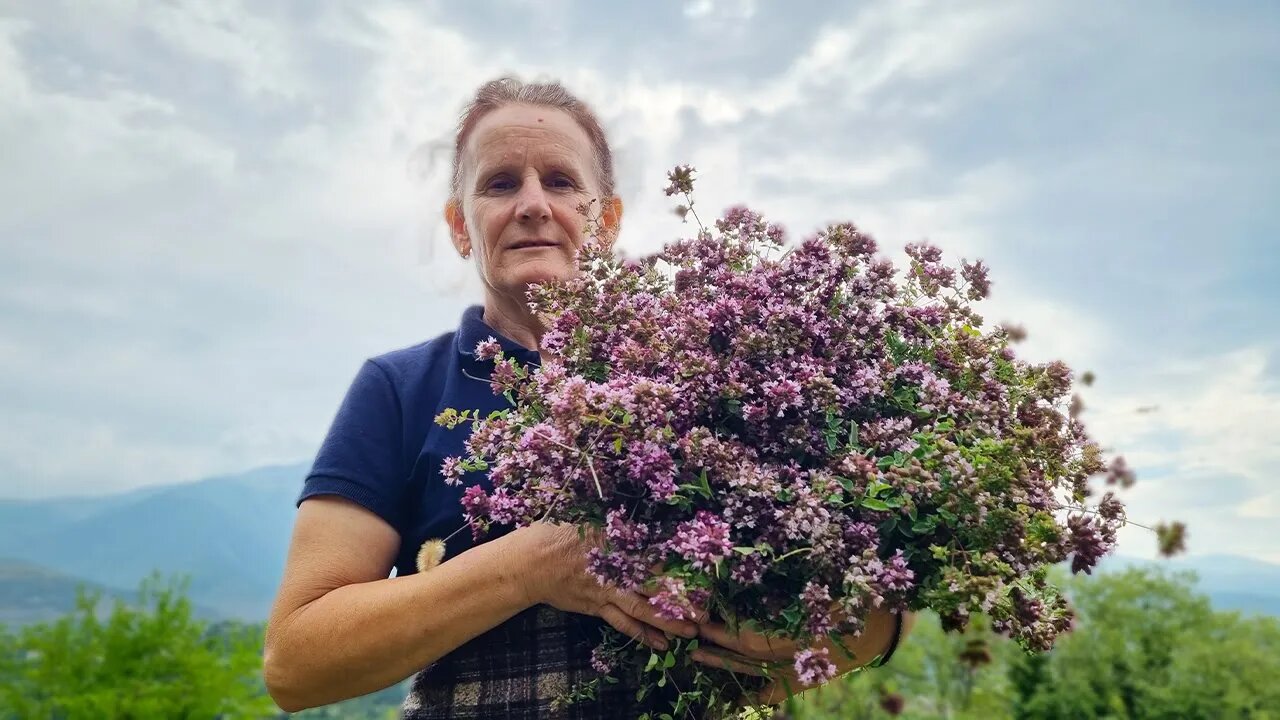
left=473, top=128, right=584, bottom=172
left=465, top=113, right=596, bottom=182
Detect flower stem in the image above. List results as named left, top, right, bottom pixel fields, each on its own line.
left=774, top=547, right=814, bottom=562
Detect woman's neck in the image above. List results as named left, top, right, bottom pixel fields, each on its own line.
left=482, top=291, right=544, bottom=352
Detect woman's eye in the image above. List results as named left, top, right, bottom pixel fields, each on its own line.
left=547, top=175, right=576, bottom=189
left=487, top=177, right=515, bottom=191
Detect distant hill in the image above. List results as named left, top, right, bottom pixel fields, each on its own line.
left=0, top=557, right=223, bottom=627
left=2, top=463, right=1279, bottom=625
left=0, top=558, right=133, bottom=626
left=0, top=463, right=307, bottom=622
left=1098, top=553, right=1280, bottom=617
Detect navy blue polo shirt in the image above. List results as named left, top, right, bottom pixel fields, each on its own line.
left=297, top=304, right=540, bottom=577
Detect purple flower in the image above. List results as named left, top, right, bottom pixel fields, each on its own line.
left=960, top=259, right=991, bottom=300
left=459, top=485, right=490, bottom=539
left=872, top=550, right=916, bottom=599
left=647, top=576, right=708, bottom=621
left=587, top=510, right=654, bottom=589
left=801, top=582, right=835, bottom=636
left=730, top=552, right=767, bottom=586
left=626, top=440, right=679, bottom=502
left=1067, top=514, right=1115, bottom=575
left=475, top=336, right=502, bottom=361
left=590, top=645, right=617, bottom=675
left=1105, top=456, right=1136, bottom=488
left=490, top=358, right=520, bottom=395
left=440, top=456, right=465, bottom=486
left=669, top=511, right=734, bottom=572
left=793, top=647, right=838, bottom=686
left=1097, top=492, right=1125, bottom=522
left=664, top=165, right=696, bottom=196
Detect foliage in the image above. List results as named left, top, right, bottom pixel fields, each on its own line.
left=0, top=571, right=275, bottom=719
left=0, top=567, right=1274, bottom=718
left=787, top=568, right=1280, bottom=720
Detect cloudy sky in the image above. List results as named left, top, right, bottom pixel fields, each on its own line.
left=1, top=1, right=1276, bottom=562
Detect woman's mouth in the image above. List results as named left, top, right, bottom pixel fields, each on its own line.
left=508, top=239, right=560, bottom=250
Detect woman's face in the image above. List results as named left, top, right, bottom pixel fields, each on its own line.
left=447, top=104, right=619, bottom=299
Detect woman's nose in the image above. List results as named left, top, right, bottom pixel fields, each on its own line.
left=515, top=179, right=551, bottom=223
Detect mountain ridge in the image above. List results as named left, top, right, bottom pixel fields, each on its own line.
left=2, top=462, right=1278, bottom=623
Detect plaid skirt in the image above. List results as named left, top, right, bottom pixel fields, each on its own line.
left=400, top=605, right=651, bottom=720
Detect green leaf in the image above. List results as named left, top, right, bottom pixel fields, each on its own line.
left=733, top=546, right=757, bottom=555
left=912, top=518, right=937, bottom=534
left=663, top=651, right=676, bottom=669
left=614, top=436, right=624, bottom=453
left=645, top=652, right=659, bottom=672
left=861, top=498, right=892, bottom=511
left=687, top=638, right=700, bottom=652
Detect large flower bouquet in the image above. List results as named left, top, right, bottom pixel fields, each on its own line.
left=431, top=168, right=1180, bottom=718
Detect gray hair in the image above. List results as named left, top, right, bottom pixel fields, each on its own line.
left=450, top=76, right=616, bottom=199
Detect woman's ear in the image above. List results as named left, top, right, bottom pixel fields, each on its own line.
left=600, top=195, right=624, bottom=247
left=444, top=199, right=471, bottom=258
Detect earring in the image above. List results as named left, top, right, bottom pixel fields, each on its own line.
left=461, top=249, right=470, bottom=259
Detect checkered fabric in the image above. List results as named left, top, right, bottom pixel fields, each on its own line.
left=400, top=605, right=649, bottom=719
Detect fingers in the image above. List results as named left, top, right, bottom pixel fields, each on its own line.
left=612, top=589, right=703, bottom=637
left=689, top=645, right=774, bottom=677
left=598, top=603, right=670, bottom=651
left=697, top=621, right=797, bottom=661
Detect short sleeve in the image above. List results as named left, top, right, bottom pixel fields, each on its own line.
left=298, top=359, right=409, bottom=533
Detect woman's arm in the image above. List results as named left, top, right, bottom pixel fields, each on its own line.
left=262, top=496, right=532, bottom=712
left=263, top=497, right=701, bottom=713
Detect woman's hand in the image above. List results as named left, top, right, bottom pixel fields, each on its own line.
left=690, top=605, right=900, bottom=706
left=509, top=522, right=707, bottom=652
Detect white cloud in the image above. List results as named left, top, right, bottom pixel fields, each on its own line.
left=0, top=19, right=236, bottom=226
left=1079, top=347, right=1280, bottom=560
left=0, top=0, right=1275, bottom=574
left=103, top=0, right=308, bottom=101
left=683, top=0, right=757, bottom=22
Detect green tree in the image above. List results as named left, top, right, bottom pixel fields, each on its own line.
left=791, top=614, right=1012, bottom=720
left=1012, top=567, right=1280, bottom=720
left=790, top=567, right=1280, bottom=720
left=0, top=571, right=277, bottom=719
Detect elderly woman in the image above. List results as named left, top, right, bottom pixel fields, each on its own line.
left=263, top=77, right=906, bottom=719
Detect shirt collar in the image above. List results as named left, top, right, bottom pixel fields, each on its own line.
left=455, top=304, right=541, bottom=365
